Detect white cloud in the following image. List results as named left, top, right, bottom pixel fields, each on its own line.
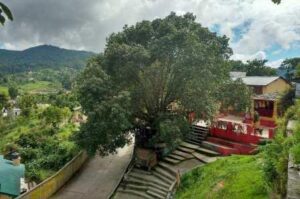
left=267, top=59, right=284, bottom=68
left=231, top=51, right=267, bottom=62
left=0, top=0, right=300, bottom=62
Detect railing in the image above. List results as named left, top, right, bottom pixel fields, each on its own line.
left=16, top=151, right=88, bottom=199
left=108, top=145, right=135, bottom=199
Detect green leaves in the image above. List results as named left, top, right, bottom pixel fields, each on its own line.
left=272, top=0, right=281, bottom=4
left=76, top=12, right=250, bottom=155
left=0, top=2, right=13, bottom=26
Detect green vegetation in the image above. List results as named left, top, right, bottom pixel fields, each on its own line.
left=19, top=81, right=61, bottom=93
left=230, top=59, right=277, bottom=76
left=75, top=12, right=251, bottom=156
left=176, top=156, right=269, bottom=199
left=0, top=45, right=94, bottom=74
left=0, top=2, right=13, bottom=25
left=0, top=94, right=80, bottom=182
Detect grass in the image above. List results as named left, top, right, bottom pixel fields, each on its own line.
left=19, top=81, right=61, bottom=93
left=0, top=85, right=8, bottom=95
left=176, top=155, right=270, bottom=199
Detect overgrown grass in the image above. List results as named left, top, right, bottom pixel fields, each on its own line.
left=0, top=110, right=79, bottom=181
left=20, top=81, right=61, bottom=93
left=0, top=85, right=8, bottom=95
left=176, top=155, right=270, bottom=199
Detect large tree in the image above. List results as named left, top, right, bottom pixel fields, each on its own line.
left=75, top=13, right=250, bottom=155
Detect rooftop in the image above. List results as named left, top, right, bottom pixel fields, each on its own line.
left=232, top=76, right=281, bottom=86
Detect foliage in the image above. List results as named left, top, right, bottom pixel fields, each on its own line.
left=176, top=155, right=269, bottom=199
left=230, top=59, right=277, bottom=76
left=18, top=94, right=36, bottom=117
left=40, top=105, right=71, bottom=128
left=0, top=2, right=13, bottom=26
left=8, top=84, right=18, bottom=99
left=0, top=45, right=94, bottom=74
left=75, top=13, right=252, bottom=155
left=272, top=0, right=281, bottom=4
left=217, top=78, right=252, bottom=113
left=261, top=129, right=289, bottom=196
left=277, top=88, right=295, bottom=116
left=0, top=105, right=79, bottom=182
left=0, top=91, right=8, bottom=110
left=278, top=58, right=300, bottom=81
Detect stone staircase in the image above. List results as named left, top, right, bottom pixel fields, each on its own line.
left=186, top=124, right=209, bottom=145
left=114, top=141, right=220, bottom=199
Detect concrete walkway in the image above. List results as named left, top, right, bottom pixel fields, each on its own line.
left=52, top=144, right=133, bottom=199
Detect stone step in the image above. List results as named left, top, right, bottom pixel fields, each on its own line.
left=147, top=190, right=166, bottom=199
left=154, top=166, right=176, bottom=181
left=132, top=168, right=152, bottom=175
left=201, top=141, right=239, bottom=155
left=192, top=152, right=217, bottom=163
left=157, top=162, right=177, bottom=175
left=163, top=157, right=181, bottom=165
left=177, top=146, right=195, bottom=154
left=195, top=147, right=220, bottom=156
left=191, top=125, right=209, bottom=130
left=167, top=154, right=185, bottom=161
left=128, top=173, right=170, bottom=189
left=120, top=182, right=147, bottom=192
left=152, top=170, right=174, bottom=185
left=180, top=141, right=199, bottom=150
left=172, top=150, right=194, bottom=159
left=114, top=191, right=143, bottom=199
left=121, top=182, right=168, bottom=198
left=186, top=139, right=201, bottom=146
left=125, top=177, right=169, bottom=193
left=117, top=189, right=154, bottom=199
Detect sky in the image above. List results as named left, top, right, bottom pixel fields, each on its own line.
left=0, top=0, right=300, bottom=68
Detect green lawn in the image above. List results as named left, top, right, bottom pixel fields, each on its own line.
left=176, top=155, right=269, bottom=199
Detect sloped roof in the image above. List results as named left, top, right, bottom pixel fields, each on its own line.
left=0, top=155, right=25, bottom=197
left=233, top=76, right=281, bottom=86
left=229, top=72, right=246, bottom=79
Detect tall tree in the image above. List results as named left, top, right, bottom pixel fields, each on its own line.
left=0, top=2, right=13, bottom=25
left=230, top=59, right=276, bottom=76
left=75, top=13, right=250, bottom=155
left=279, top=58, right=300, bottom=81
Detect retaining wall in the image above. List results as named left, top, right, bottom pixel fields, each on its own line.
left=16, top=151, right=88, bottom=199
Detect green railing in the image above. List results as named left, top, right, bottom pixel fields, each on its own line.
left=16, top=151, right=88, bottom=199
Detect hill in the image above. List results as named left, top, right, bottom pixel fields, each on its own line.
left=0, top=45, right=95, bottom=73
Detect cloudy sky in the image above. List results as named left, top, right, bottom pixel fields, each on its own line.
left=1, top=0, right=300, bottom=68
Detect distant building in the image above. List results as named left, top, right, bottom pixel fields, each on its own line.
left=231, top=75, right=291, bottom=95
left=0, top=155, right=25, bottom=199
left=2, top=108, right=21, bottom=118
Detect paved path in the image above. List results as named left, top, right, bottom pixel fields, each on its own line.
left=52, top=144, right=133, bottom=199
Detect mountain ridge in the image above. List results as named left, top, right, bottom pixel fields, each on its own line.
left=0, top=44, right=95, bottom=73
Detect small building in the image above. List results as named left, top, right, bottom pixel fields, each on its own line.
left=231, top=75, right=291, bottom=95
left=0, top=155, right=25, bottom=199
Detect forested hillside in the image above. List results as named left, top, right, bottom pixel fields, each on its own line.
left=0, top=45, right=94, bottom=73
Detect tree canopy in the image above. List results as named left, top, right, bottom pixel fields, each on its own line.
left=279, top=57, right=300, bottom=81
left=230, top=59, right=277, bottom=76
left=75, top=13, right=251, bottom=155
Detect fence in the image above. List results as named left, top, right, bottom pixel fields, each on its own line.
left=16, top=151, right=88, bottom=199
